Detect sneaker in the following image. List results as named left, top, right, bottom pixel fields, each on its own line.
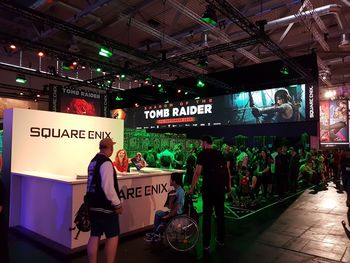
left=144, top=235, right=154, bottom=242
left=145, top=232, right=155, bottom=239
left=152, top=233, right=161, bottom=242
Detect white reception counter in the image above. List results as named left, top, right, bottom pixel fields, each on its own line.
left=10, top=168, right=185, bottom=253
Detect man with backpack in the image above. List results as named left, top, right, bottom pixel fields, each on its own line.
left=86, top=138, right=123, bottom=263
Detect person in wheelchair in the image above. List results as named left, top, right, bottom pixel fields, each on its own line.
left=144, top=172, right=185, bottom=242
left=236, top=167, right=256, bottom=206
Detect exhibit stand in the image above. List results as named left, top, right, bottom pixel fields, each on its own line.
left=3, top=109, right=183, bottom=253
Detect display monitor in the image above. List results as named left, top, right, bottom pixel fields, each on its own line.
left=116, top=84, right=317, bottom=129
left=320, top=99, right=349, bottom=147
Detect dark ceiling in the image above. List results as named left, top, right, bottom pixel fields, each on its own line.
left=0, top=0, right=349, bottom=106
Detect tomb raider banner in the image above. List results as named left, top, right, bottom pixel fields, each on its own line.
left=118, top=84, right=317, bottom=129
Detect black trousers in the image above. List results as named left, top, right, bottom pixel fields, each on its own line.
left=202, top=192, right=225, bottom=247
left=0, top=217, right=9, bottom=263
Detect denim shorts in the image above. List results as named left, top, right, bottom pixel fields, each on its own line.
left=89, top=211, right=120, bottom=238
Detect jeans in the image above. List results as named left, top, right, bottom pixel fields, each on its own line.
left=153, top=210, right=169, bottom=233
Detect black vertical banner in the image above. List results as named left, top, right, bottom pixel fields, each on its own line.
left=48, top=84, right=60, bottom=112
left=305, top=83, right=319, bottom=121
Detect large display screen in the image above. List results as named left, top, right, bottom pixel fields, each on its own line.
left=49, top=86, right=108, bottom=117
left=118, top=84, right=317, bottom=129
left=320, top=99, right=349, bottom=147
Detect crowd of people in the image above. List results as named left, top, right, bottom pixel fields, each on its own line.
left=125, top=141, right=349, bottom=206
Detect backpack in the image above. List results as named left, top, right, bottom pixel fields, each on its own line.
left=240, top=176, right=250, bottom=194
left=69, top=199, right=91, bottom=239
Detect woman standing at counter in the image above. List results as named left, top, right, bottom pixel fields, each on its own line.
left=113, top=149, right=129, bottom=173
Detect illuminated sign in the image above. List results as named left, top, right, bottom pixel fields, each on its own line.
left=118, top=84, right=317, bottom=129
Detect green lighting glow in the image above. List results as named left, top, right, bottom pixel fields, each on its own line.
left=157, top=83, right=163, bottom=88
left=196, top=79, right=205, bottom=88
left=16, top=75, right=27, bottom=84
left=201, top=17, right=217, bottom=25
left=99, top=47, right=113, bottom=58
left=96, top=67, right=102, bottom=72
left=115, top=96, right=124, bottom=101
left=280, top=66, right=289, bottom=75
left=120, top=74, right=126, bottom=80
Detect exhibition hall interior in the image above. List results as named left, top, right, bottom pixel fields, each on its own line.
left=1, top=0, right=350, bottom=262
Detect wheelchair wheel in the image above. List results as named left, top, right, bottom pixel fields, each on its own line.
left=165, top=215, right=199, bottom=252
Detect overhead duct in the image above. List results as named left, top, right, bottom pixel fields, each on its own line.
left=266, top=4, right=348, bottom=51
left=340, top=0, right=350, bottom=7
left=266, top=4, right=342, bottom=28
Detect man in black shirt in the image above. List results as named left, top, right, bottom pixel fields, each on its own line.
left=189, top=136, right=231, bottom=251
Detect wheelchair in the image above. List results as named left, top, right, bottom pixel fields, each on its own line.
left=161, top=194, right=200, bottom=252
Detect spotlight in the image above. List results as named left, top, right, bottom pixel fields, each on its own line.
left=197, top=55, right=208, bottom=68
left=279, top=66, right=289, bottom=75
left=62, top=61, right=77, bottom=71
left=96, top=67, right=102, bottom=72
left=202, top=5, right=217, bottom=26
left=99, top=47, right=113, bottom=58
left=135, top=103, right=139, bottom=107
left=19, top=92, right=24, bottom=96
left=10, top=44, right=16, bottom=49
left=36, top=94, right=41, bottom=98
left=16, top=74, right=27, bottom=84
left=157, top=83, right=163, bottom=88
left=177, top=89, right=181, bottom=93
left=196, top=79, right=205, bottom=88
left=38, top=51, right=44, bottom=57
left=119, top=74, right=126, bottom=80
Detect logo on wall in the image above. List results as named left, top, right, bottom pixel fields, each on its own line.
left=30, top=127, right=112, bottom=140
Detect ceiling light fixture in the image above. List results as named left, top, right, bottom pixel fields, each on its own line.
left=197, top=55, right=208, bottom=68
left=279, top=66, right=289, bottom=75
left=202, top=5, right=217, bottom=26
left=16, top=74, right=27, bottom=84
left=99, top=47, right=113, bottom=58
left=196, top=79, right=205, bottom=88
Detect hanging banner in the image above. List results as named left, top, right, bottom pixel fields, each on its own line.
left=320, top=99, right=349, bottom=147
left=116, top=84, right=318, bottom=129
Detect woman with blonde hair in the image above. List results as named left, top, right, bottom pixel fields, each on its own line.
left=113, top=149, right=129, bottom=173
